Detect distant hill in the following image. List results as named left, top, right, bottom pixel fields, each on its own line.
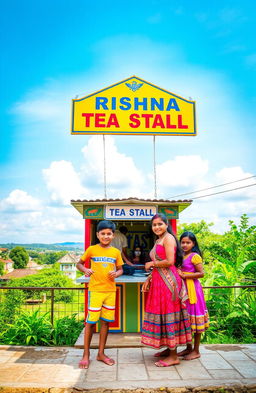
left=0, top=242, right=84, bottom=251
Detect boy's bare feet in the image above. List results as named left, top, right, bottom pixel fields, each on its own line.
left=183, top=350, right=201, bottom=360
left=154, top=348, right=171, bottom=358
left=97, top=354, right=115, bottom=366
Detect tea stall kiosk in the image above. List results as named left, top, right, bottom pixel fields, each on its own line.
left=72, top=197, right=192, bottom=333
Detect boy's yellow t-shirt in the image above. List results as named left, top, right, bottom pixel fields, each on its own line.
left=80, top=244, right=124, bottom=292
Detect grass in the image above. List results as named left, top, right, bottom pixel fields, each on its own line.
left=21, top=291, right=85, bottom=321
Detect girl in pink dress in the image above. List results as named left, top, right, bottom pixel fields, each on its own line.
left=178, top=231, right=209, bottom=360
left=141, top=214, right=192, bottom=367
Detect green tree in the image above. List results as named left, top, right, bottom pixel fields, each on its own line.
left=0, top=260, right=4, bottom=275
left=203, top=214, right=256, bottom=286
left=178, top=220, right=214, bottom=238
left=0, top=249, right=9, bottom=259
left=9, top=246, right=29, bottom=269
left=28, top=250, right=41, bottom=258
left=178, top=220, right=222, bottom=263
left=32, top=251, right=66, bottom=265
left=224, top=214, right=256, bottom=267
left=43, top=251, right=66, bottom=264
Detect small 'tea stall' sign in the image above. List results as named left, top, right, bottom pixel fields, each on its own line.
left=71, top=76, right=196, bottom=136
left=105, top=205, right=157, bottom=220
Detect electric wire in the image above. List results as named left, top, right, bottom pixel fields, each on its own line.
left=191, top=183, right=256, bottom=199
left=168, top=175, right=256, bottom=199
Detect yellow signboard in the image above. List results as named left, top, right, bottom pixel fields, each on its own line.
left=71, top=76, right=196, bottom=136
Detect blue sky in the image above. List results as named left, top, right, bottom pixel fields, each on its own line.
left=1, top=0, right=256, bottom=243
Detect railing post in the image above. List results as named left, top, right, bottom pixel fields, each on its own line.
left=51, top=288, right=54, bottom=325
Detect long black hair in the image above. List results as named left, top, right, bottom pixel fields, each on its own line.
left=179, top=231, right=202, bottom=257
left=151, top=213, right=183, bottom=268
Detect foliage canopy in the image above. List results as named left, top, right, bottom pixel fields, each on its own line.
left=9, top=246, right=29, bottom=269
left=178, top=214, right=256, bottom=286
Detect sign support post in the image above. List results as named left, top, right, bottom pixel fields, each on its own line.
left=153, top=135, right=157, bottom=199
left=103, top=135, right=107, bottom=198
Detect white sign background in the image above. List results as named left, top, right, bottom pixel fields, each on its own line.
left=105, top=205, right=157, bottom=220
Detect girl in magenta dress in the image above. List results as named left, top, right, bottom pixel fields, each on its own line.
left=178, top=231, right=209, bottom=360
left=141, top=214, right=192, bottom=367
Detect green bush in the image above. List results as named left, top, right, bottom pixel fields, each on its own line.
left=0, top=311, right=83, bottom=346
left=202, top=287, right=256, bottom=344
left=0, top=289, right=26, bottom=330
left=8, top=265, right=76, bottom=302
left=0, top=310, right=52, bottom=345
left=52, top=314, right=84, bottom=346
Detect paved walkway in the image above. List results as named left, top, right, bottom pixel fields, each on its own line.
left=0, top=344, right=255, bottom=391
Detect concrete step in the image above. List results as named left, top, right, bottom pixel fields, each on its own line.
left=75, top=328, right=142, bottom=348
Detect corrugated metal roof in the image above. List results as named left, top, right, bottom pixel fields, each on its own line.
left=71, top=197, right=192, bottom=203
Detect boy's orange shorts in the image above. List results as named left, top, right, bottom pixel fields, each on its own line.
left=86, top=291, right=116, bottom=324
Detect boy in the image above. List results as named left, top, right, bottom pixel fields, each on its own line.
left=76, top=220, right=123, bottom=369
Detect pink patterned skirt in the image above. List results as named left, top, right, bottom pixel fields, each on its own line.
left=185, top=279, right=209, bottom=333
left=141, top=266, right=192, bottom=349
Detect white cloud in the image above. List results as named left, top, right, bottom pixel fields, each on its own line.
left=217, top=166, right=252, bottom=181
left=10, top=81, right=70, bottom=132
left=81, top=136, right=145, bottom=198
left=39, top=206, right=83, bottom=235
left=1, top=161, right=255, bottom=243
left=179, top=199, right=256, bottom=234
left=9, top=75, right=116, bottom=133
left=0, top=190, right=42, bottom=213
left=179, top=165, right=256, bottom=232
left=155, top=155, right=209, bottom=188
left=42, top=160, right=88, bottom=205
left=13, top=99, right=63, bottom=122
left=214, top=166, right=256, bottom=215
left=215, top=166, right=256, bottom=200
left=0, top=202, right=84, bottom=243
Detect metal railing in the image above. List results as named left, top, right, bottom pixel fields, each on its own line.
left=0, top=286, right=85, bottom=325
left=0, top=285, right=255, bottom=326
